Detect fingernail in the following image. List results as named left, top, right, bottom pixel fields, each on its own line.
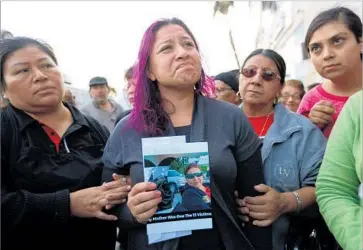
left=122, top=178, right=127, bottom=183
left=126, top=185, right=131, bottom=190
left=121, top=199, right=126, bottom=203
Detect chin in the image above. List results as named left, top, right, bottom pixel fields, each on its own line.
left=320, top=69, right=345, bottom=80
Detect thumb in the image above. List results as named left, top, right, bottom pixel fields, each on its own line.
left=254, top=184, right=271, bottom=193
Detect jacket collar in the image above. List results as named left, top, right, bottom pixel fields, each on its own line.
left=267, top=103, right=302, bottom=141
left=8, top=102, right=90, bottom=132
left=261, top=104, right=302, bottom=161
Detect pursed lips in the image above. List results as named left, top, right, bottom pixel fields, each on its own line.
left=176, top=62, right=194, bottom=71
left=34, top=86, right=54, bottom=94
left=323, top=63, right=340, bottom=69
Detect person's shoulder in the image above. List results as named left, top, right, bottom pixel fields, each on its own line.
left=285, top=107, right=319, bottom=129
left=348, top=90, right=362, bottom=105
left=80, top=102, right=94, bottom=112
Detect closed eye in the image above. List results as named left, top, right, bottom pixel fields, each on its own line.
left=159, top=45, right=172, bottom=53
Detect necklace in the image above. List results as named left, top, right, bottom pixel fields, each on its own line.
left=259, top=111, right=273, bottom=137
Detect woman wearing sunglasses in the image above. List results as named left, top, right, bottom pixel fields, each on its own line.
left=235, top=49, right=327, bottom=250
left=174, top=163, right=211, bottom=212
left=183, top=164, right=211, bottom=209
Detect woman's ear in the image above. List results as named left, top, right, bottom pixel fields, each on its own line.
left=147, top=70, right=156, bottom=81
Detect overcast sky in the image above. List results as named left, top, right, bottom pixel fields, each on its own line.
left=2, top=1, right=260, bottom=95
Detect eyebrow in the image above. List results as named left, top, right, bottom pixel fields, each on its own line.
left=156, top=36, right=193, bottom=49
left=11, top=57, right=50, bottom=68
left=309, top=32, right=349, bottom=46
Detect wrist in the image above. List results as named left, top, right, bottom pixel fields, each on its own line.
left=281, top=192, right=298, bottom=214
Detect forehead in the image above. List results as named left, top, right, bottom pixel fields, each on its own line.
left=215, top=80, right=229, bottom=87
left=282, top=85, right=301, bottom=93
left=309, top=21, right=353, bottom=44
left=5, top=46, right=50, bottom=66
left=244, top=54, right=279, bottom=72
left=187, top=166, right=201, bottom=173
left=154, top=24, right=192, bottom=44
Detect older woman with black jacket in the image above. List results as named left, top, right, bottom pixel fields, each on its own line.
left=0, top=37, right=130, bottom=250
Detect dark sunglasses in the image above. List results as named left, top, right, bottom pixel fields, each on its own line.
left=241, top=68, right=281, bottom=81
left=185, top=172, right=203, bottom=179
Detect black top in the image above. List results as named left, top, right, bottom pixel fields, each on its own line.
left=174, top=125, right=272, bottom=250
left=1, top=103, right=116, bottom=250
left=174, top=125, right=225, bottom=250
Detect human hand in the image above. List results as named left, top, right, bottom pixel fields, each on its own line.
left=237, top=184, right=285, bottom=227
left=127, top=182, right=162, bottom=224
left=309, top=100, right=335, bottom=129
left=70, top=179, right=131, bottom=221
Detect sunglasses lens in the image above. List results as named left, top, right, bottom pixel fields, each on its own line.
left=186, top=172, right=203, bottom=179
left=242, top=68, right=257, bottom=78
left=262, top=70, right=276, bottom=81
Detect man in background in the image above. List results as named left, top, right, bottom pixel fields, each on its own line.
left=81, top=76, right=124, bottom=132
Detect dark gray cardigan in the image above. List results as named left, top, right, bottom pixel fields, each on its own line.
left=102, top=95, right=263, bottom=250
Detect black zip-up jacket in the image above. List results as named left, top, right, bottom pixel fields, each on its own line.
left=1, top=103, right=116, bottom=250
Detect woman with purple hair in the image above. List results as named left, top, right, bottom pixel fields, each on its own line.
left=102, top=18, right=271, bottom=250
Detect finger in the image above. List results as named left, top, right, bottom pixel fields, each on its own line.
left=313, top=104, right=335, bottom=115
left=310, top=111, right=333, bottom=123
left=235, top=198, right=244, bottom=207
left=241, top=207, right=250, bottom=214
left=244, top=196, right=267, bottom=205
left=315, top=100, right=334, bottom=107
left=106, top=198, right=127, bottom=205
left=128, top=190, right=161, bottom=208
left=106, top=192, right=129, bottom=201
left=135, top=206, right=158, bottom=224
left=249, top=211, right=269, bottom=220
left=105, top=185, right=132, bottom=198
left=242, top=216, right=249, bottom=222
left=102, top=179, right=124, bottom=190
left=243, top=203, right=267, bottom=213
left=309, top=114, right=330, bottom=125
left=129, top=182, right=157, bottom=198
left=113, top=173, right=128, bottom=184
left=253, top=184, right=271, bottom=193
left=105, top=204, right=114, bottom=210
left=95, top=211, right=118, bottom=221
left=252, top=219, right=273, bottom=227
left=132, top=197, right=162, bottom=216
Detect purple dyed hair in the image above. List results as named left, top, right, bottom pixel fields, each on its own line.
left=128, top=17, right=215, bottom=136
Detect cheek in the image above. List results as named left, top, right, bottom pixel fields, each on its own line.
left=238, top=78, right=248, bottom=93
left=311, top=56, right=323, bottom=71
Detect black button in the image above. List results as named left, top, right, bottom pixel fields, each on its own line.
left=50, top=132, right=55, bottom=136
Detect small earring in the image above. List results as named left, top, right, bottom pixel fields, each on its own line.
left=236, top=91, right=242, bottom=100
